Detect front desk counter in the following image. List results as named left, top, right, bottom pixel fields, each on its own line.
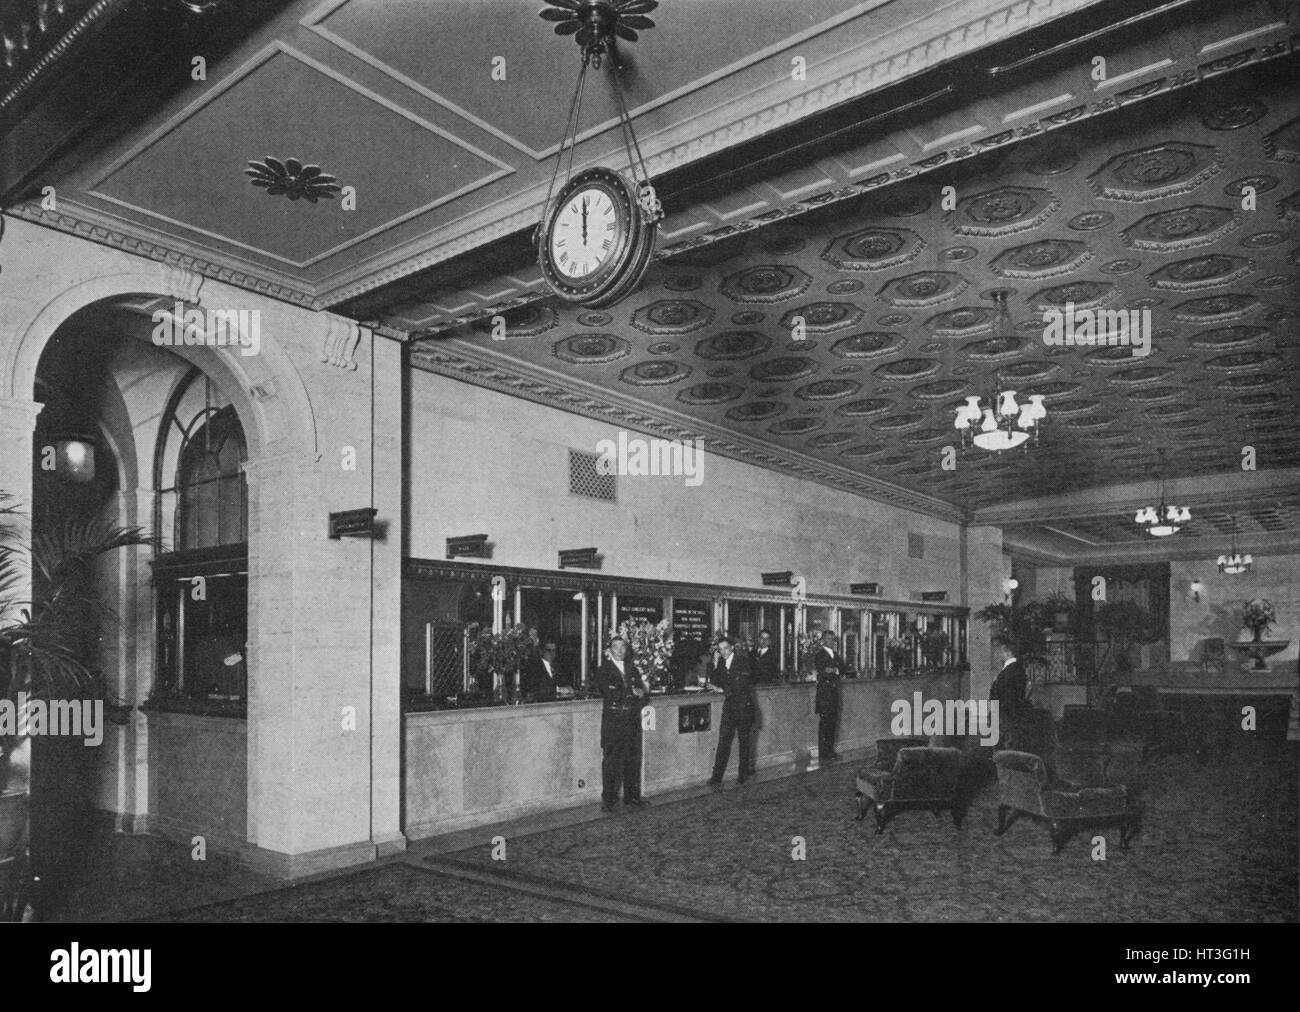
left=404, top=670, right=959, bottom=840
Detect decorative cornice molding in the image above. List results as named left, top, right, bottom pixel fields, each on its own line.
left=4, top=202, right=321, bottom=309
left=157, top=263, right=205, bottom=305
left=408, top=338, right=968, bottom=523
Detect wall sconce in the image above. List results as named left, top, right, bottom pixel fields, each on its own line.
left=1189, top=579, right=1203, bottom=604
left=54, top=434, right=96, bottom=484
left=1003, top=577, right=1019, bottom=601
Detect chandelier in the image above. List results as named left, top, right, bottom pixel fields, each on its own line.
left=952, top=292, right=1047, bottom=450
left=1217, top=515, right=1252, bottom=574
left=1134, top=450, right=1189, bottom=536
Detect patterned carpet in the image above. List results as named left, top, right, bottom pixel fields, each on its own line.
left=430, top=739, right=1298, bottom=923
left=62, top=736, right=1295, bottom=923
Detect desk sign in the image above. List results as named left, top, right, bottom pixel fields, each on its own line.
left=850, top=582, right=881, bottom=595
left=678, top=703, right=711, bottom=734
left=559, top=547, right=600, bottom=569
left=446, top=534, right=490, bottom=559
left=328, top=507, right=378, bottom=539
left=920, top=590, right=949, bottom=602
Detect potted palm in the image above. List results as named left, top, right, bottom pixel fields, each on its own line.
left=1093, top=600, right=1154, bottom=674
left=1, top=495, right=150, bottom=921
left=974, top=600, right=1050, bottom=659
left=1043, top=591, right=1076, bottom=633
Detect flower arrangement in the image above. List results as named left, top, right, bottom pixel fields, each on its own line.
left=609, top=618, right=674, bottom=689
left=1242, top=599, right=1277, bottom=635
left=466, top=622, right=531, bottom=700
left=885, top=635, right=912, bottom=670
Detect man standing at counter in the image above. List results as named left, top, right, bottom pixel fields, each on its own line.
left=707, top=636, right=757, bottom=786
left=814, top=630, right=843, bottom=762
left=599, top=636, right=649, bottom=812
left=751, top=629, right=779, bottom=684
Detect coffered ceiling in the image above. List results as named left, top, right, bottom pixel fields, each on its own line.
left=405, top=42, right=1300, bottom=545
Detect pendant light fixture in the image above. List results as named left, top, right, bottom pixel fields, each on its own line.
left=953, top=291, right=1047, bottom=451
left=1217, top=515, right=1252, bottom=574
left=1134, top=448, right=1190, bottom=537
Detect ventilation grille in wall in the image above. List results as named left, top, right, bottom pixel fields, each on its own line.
left=908, top=533, right=925, bottom=559
left=569, top=448, right=617, bottom=502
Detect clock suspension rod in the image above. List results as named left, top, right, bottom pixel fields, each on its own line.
left=534, top=56, right=592, bottom=248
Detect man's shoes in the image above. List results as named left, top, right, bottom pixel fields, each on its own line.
left=624, top=797, right=650, bottom=808
left=601, top=802, right=617, bottom=812
left=706, top=776, right=723, bottom=787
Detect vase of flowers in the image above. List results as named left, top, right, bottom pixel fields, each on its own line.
left=610, top=618, right=675, bottom=690
left=795, top=630, right=823, bottom=681
left=466, top=622, right=530, bottom=702
left=1242, top=599, right=1277, bottom=643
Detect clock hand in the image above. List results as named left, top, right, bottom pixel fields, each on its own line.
left=581, top=197, right=588, bottom=245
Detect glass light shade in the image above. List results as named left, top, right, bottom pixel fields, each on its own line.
left=972, top=428, right=1029, bottom=451
left=1146, top=524, right=1179, bottom=536
left=1016, top=407, right=1035, bottom=428
left=998, top=390, right=1019, bottom=416
left=1026, top=394, right=1047, bottom=421
left=980, top=408, right=997, bottom=433
left=55, top=437, right=96, bottom=484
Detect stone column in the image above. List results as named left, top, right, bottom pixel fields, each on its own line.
left=0, top=396, right=41, bottom=618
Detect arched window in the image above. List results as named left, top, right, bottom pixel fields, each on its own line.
left=151, top=369, right=249, bottom=714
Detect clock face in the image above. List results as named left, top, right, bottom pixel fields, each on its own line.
left=549, top=186, right=620, bottom=280
left=538, top=167, right=658, bottom=308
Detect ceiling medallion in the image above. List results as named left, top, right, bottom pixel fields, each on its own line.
left=720, top=264, right=814, bottom=303
left=1122, top=205, right=1240, bottom=252
left=822, top=227, right=925, bottom=272
left=695, top=331, right=771, bottom=360
left=245, top=157, right=342, bottom=202
left=535, top=2, right=662, bottom=307
left=619, top=359, right=690, bottom=385
left=1101, top=259, right=1141, bottom=275
left=1088, top=142, right=1222, bottom=203
left=833, top=365, right=862, bottom=375
left=877, top=271, right=970, bottom=307
left=646, top=341, right=679, bottom=355
left=779, top=301, right=863, bottom=333
left=731, top=311, right=764, bottom=326
left=750, top=356, right=818, bottom=382
left=1224, top=175, right=1279, bottom=197
left=1147, top=254, right=1255, bottom=292
left=677, top=382, right=742, bottom=405
left=952, top=186, right=1060, bottom=237
left=991, top=240, right=1092, bottom=279
left=726, top=401, right=787, bottom=422
left=1134, top=450, right=1189, bottom=537
left=1218, top=515, right=1253, bottom=575
left=552, top=333, right=630, bottom=364
left=941, top=246, right=979, bottom=263
left=1241, top=232, right=1286, bottom=248
left=827, top=280, right=864, bottom=295
left=796, top=380, right=861, bottom=401
left=1068, top=211, right=1114, bottom=231
left=1200, top=100, right=1267, bottom=131
left=630, top=299, right=714, bottom=335
left=577, top=310, right=613, bottom=327
left=784, top=339, right=818, bottom=352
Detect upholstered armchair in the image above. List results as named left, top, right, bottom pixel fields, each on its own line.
left=992, top=750, right=1135, bottom=854
left=856, top=746, right=963, bottom=833
left=872, top=736, right=928, bottom=771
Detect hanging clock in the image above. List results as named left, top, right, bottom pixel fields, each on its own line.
left=538, top=166, right=657, bottom=308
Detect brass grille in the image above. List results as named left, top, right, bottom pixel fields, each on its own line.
left=569, top=448, right=616, bottom=502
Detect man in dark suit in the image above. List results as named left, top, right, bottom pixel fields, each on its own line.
left=598, top=636, right=649, bottom=811
left=707, top=636, right=758, bottom=786
left=814, top=630, right=844, bottom=762
left=520, top=641, right=559, bottom=702
left=750, top=629, right=780, bottom=684
left=989, top=645, right=1030, bottom=719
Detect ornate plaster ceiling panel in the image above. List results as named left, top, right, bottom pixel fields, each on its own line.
left=413, top=56, right=1300, bottom=524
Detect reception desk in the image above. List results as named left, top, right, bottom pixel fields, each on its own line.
left=403, top=670, right=959, bottom=839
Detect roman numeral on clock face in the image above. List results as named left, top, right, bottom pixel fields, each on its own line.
left=602, top=239, right=612, bottom=251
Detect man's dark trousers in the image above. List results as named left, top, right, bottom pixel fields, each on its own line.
left=602, top=721, right=642, bottom=804
left=711, top=700, right=753, bottom=782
